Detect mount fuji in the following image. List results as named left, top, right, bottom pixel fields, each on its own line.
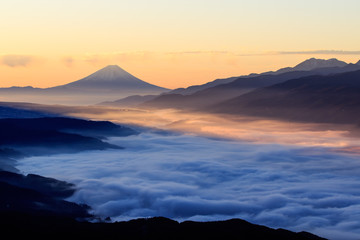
left=0, top=65, right=169, bottom=105
left=50, top=65, right=168, bottom=93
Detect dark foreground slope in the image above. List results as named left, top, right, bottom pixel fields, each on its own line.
left=0, top=171, right=90, bottom=218
left=212, top=70, right=360, bottom=124
left=0, top=214, right=326, bottom=240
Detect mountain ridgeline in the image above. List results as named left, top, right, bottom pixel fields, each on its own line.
left=169, top=57, right=349, bottom=96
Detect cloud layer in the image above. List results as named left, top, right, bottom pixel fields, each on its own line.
left=17, top=132, right=360, bottom=240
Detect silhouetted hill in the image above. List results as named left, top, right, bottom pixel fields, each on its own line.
left=0, top=121, right=118, bottom=155
left=0, top=105, right=54, bottom=118
left=0, top=117, right=137, bottom=161
left=169, top=76, right=239, bottom=95
left=0, top=117, right=137, bottom=138
left=0, top=171, right=75, bottom=198
left=0, top=214, right=326, bottom=240
left=99, top=94, right=158, bottom=107
left=211, top=70, right=360, bottom=124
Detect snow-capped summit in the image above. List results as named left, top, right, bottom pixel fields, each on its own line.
left=81, top=65, right=139, bottom=83
left=94, top=65, right=129, bottom=76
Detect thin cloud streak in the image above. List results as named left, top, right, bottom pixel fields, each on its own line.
left=236, top=50, right=360, bottom=57
left=1, top=55, right=35, bottom=67
left=279, top=50, right=360, bottom=55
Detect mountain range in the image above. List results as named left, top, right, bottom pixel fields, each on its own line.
left=167, top=58, right=349, bottom=96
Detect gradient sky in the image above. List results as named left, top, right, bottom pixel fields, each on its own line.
left=1, top=0, right=360, bottom=89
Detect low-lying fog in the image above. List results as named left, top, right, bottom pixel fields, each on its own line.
left=17, top=107, right=360, bottom=240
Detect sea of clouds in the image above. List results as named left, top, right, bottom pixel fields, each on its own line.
left=17, top=131, right=360, bottom=240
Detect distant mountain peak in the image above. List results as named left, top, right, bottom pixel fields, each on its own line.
left=55, top=65, right=169, bottom=92
left=356, top=60, right=360, bottom=65
left=293, top=58, right=347, bottom=71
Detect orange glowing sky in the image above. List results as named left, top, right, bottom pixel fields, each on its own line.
left=1, top=0, right=360, bottom=89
